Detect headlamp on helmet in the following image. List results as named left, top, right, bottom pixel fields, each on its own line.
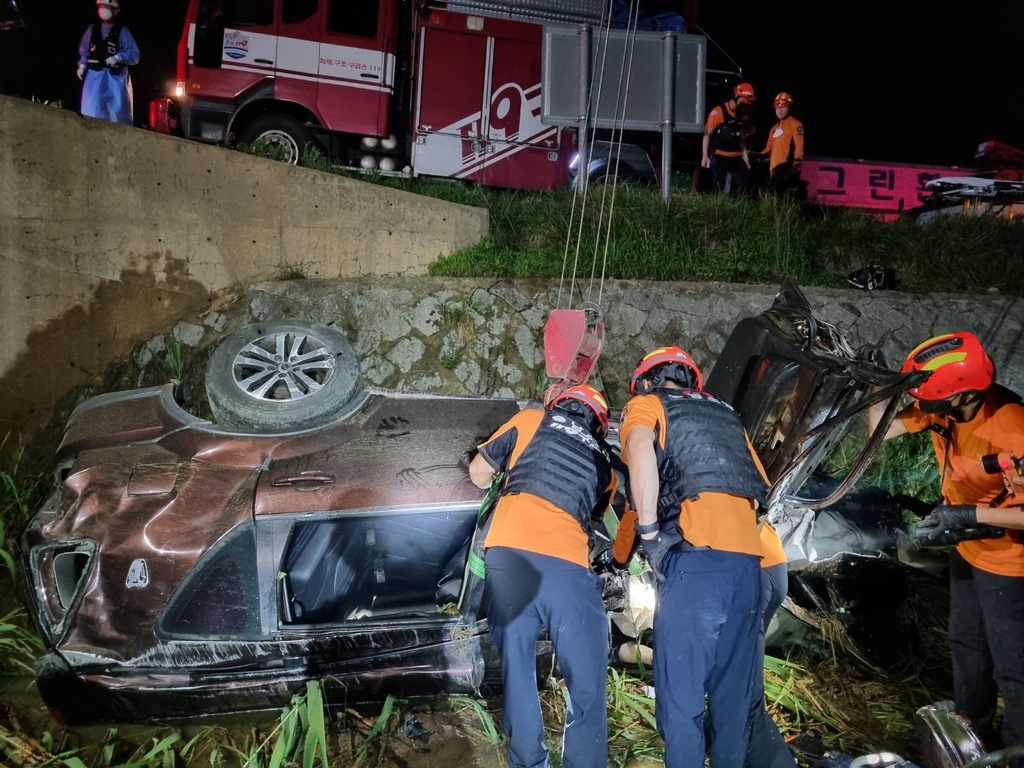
left=629, top=346, right=703, bottom=396
left=549, top=385, right=610, bottom=437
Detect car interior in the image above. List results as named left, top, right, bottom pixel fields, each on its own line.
left=278, top=509, right=478, bottom=624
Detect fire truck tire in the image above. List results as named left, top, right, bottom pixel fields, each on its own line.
left=206, top=320, right=362, bottom=432
left=237, top=114, right=315, bottom=166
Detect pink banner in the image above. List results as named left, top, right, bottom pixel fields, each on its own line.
left=802, top=158, right=975, bottom=214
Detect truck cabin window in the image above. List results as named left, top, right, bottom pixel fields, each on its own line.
left=328, top=0, right=379, bottom=38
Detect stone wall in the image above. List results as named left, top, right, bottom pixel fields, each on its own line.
left=0, top=96, right=488, bottom=441
left=106, top=278, right=1024, bottom=429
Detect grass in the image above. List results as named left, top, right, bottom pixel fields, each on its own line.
left=822, top=415, right=942, bottom=517
left=0, top=446, right=53, bottom=583
left=424, top=188, right=1024, bottom=296
left=0, top=609, right=43, bottom=676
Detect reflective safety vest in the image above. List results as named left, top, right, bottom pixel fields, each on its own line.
left=709, top=103, right=744, bottom=154
left=654, top=389, right=768, bottom=520
left=502, top=410, right=613, bottom=533
left=88, top=22, right=124, bottom=72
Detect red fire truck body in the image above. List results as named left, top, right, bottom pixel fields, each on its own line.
left=155, top=0, right=627, bottom=190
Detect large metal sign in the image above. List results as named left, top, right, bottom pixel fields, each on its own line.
left=541, top=26, right=705, bottom=133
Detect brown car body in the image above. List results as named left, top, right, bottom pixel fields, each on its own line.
left=24, top=385, right=527, bottom=723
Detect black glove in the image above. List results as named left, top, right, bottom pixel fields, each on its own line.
left=913, top=504, right=977, bottom=544
left=640, top=530, right=683, bottom=583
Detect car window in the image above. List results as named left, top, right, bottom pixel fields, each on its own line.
left=161, top=524, right=261, bottom=638
left=278, top=510, right=476, bottom=625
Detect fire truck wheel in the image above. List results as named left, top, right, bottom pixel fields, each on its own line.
left=238, top=114, right=315, bottom=166
left=206, top=320, right=362, bottom=432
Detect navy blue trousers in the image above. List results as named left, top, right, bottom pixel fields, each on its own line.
left=949, top=549, right=1024, bottom=766
left=747, top=563, right=795, bottom=768
left=485, top=547, right=609, bottom=768
left=654, top=548, right=761, bottom=768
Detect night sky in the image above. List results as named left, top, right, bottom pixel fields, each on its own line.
left=2, top=0, right=1023, bottom=168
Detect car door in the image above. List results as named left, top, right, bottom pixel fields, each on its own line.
left=316, top=0, right=397, bottom=136
left=188, top=0, right=281, bottom=102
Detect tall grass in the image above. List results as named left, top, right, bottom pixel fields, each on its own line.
left=823, top=418, right=941, bottom=506
left=424, top=187, right=1024, bottom=297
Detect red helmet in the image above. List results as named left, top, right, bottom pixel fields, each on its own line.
left=733, top=82, right=756, bottom=105
left=773, top=92, right=793, bottom=108
left=550, top=385, right=610, bottom=436
left=901, top=332, right=995, bottom=401
left=629, top=346, right=703, bottom=396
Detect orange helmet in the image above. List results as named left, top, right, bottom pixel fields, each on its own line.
left=733, top=82, right=756, bottom=105
left=773, top=92, right=793, bottom=108
left=629, top=346, right=703, bottom=396
left=901, top=332, right=995, bottom=401
left=550, top=385, right=610, bottom=436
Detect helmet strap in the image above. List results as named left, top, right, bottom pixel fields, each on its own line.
left=950, top=391, right=985, bottom=423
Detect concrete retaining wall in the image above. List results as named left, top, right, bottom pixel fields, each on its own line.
left=0, top=95, right=489, bottom=442
left=38, top=278, right=1020, bottom=443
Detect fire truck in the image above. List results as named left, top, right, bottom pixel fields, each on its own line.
left=150, top=0, right=708, bottom=191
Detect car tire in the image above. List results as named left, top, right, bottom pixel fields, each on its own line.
left=206, top=320, right=361, bottom=432
left=574, top=162, right=640, bottom=190
left=237, top=114, right=315, bottom=165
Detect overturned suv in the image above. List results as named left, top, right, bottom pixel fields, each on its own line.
left=23, top=321, right=532, bottom=723
left=23, top=284, right=916, bottom=724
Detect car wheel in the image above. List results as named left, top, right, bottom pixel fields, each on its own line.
left=238, top=114, right=314, bottom=165
left=573, top=162, right=641, bottom=190
left=206, top=320, right=361, bottom=432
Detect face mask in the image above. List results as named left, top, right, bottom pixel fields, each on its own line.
left=99, top=7, right=114, bottom=20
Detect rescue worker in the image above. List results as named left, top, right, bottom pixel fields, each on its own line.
left=761, top=92, right=804, bottom=196
left=77, top=0, right=139, bottom=125
left=620, top=346, right=768, bottom=768
left=748, top=524, right=795, bottom=768
left=702, top=82, right=756, bottom=196
left=608, top=494, right=793, bottom=766
left=868, top=332, right=1024, bottom=762
left=468, top=385, right=615, bottom=768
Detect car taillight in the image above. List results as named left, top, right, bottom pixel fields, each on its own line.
left=32, top=541, right=95, bottom=639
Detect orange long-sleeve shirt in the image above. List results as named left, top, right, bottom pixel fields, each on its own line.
left=762, top=116, right=804, bottom=172
left=898, top=387, right=1024, bottom=577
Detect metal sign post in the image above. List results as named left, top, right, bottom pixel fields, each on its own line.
left=661, top=32, right=676, bottom=200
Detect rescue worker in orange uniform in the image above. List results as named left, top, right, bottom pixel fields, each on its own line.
left=612, top=449, right=794, bottom=768
left=469, top=385, right=615, bottom=768
left=868, top=332, right=1024, bottom=762
left=620, top=347, right=768, bottom=768
left=761, top=92, right=804, bottom=196
left=703, top=82, right=756, bottom=196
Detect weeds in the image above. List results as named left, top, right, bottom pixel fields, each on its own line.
left=240, top=138, right=289, bottom=163
left=355, top=693, right=401, bottom=765
left=158, top=337, right=185, bottom=383
left=0, top=609, right=43, bottom=676
left=426, top=187, right=1024, bottom=296
left=1, top=445, right=53, bottom=580
left=276, top=260, right=310, bottom=281
left=437, top=297, right=479, bottom=342
left=822, top=416, right=941, bottom=508
left=450, top=696, right=502, bottom=746
left=440, top=350, right=459, bottom=370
